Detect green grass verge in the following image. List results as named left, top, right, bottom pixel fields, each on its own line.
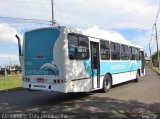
left=152, top=67, right=160, bottom=73
left=0, top=75, right=22, bottom=91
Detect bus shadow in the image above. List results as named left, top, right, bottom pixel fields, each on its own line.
left=22, top=95, right=160, bottom=118
left=1, top=90, right=160, bottom=119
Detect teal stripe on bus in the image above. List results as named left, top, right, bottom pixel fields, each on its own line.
left=84, top=60, right=141, bottom=76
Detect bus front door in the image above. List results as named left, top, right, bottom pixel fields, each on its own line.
left=90, top=42, right=100, bottom=89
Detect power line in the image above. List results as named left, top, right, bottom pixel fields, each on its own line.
left=0, top=16, right=51, bottom=24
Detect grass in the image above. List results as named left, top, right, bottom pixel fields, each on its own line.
left=152, top=66, right=160, bottom=73
left=0, top=75, right=22, bottom=91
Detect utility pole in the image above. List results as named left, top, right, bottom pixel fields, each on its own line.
left=154, top=23, right=160, bottom=69
left=149, top=43, right=152, bottom=66
left=51, top=0, right=56, bottom=26
left=4, top=65, right=7, bottom=80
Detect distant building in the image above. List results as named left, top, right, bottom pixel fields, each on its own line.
left=0, top=65, right=21, bottom=75
left=145, top=56, right=151, bottom=66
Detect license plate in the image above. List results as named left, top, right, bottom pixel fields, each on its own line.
left=37, top=78, right=45, bottom=83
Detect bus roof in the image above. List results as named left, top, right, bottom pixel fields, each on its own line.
left=25, top=26, right=143, bottom=50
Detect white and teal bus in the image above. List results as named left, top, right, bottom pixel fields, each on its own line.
left=17, top=26, right=145, bottom=93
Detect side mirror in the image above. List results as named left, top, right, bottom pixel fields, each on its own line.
left=15, top=34, right=22, bottom=56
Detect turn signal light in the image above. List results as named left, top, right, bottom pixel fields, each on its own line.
left=53, top=79, right=65, bottom=84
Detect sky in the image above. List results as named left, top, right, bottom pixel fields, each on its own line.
left=0, top=0, right=160, bottom=67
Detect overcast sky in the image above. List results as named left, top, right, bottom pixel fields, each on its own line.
left=0, top=0, right=160, bottom=66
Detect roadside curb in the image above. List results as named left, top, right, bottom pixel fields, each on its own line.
left=151, top=67, right=160, bottom=75
left=0, top=87, right=22, bottom=93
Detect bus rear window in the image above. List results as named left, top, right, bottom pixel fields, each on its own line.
left=25, top=28, right=60, bottom=59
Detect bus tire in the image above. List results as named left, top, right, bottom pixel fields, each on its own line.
left=135, top=71, right=140, bottom=82
left=102, top=74, right=112, bottom=93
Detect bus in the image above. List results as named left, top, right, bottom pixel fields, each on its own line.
left=17, top=26, right=145, bottom=93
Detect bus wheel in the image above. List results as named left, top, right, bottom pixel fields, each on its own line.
left=102, top=74, right=112, bottom=93
left=135, top=71, right=140, bottom=82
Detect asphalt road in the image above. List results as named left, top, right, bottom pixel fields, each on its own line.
left=0, top=67, right=160, bottom=119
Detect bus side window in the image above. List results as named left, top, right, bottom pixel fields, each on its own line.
left=124, top=45, right=129, bottom=60
left=131, top=47, right=135, bottom=60
left=111, top=43, right=115, bottom=59
left=68, top=34, right=78, bottom=59
left=128, top=47, right=132, bottom=60
left=78, top=36, right=89, bottom=59
left=120, top=45, right=125, bottom=60
left=135, top=48, right=140, bottom=60
left=121, top=45, right=129, bottom=60
left=111, top=42, right=120, bottom=60
left=100, top=40, right=110, bottom=60
left=68, top=34, right=89, bottom=60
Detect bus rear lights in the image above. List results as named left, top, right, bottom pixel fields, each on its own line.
left=23, top=77, right=30, bottom=82
left=54, top=80, right=57, bottom=83
left=57, top=79, right=60, bottom=83
left=53, top=79, right=65, bottom=84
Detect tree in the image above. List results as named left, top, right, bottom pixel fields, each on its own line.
left=152, top=50, right=160, bottom=67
